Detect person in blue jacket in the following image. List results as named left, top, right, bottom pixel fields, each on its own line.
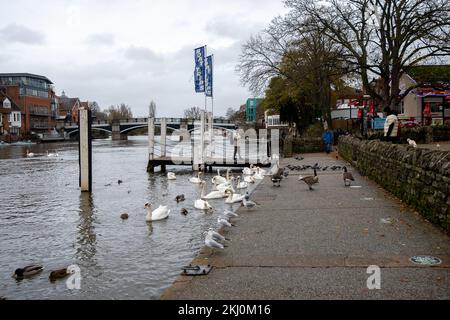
left=322, top=129, right=334, bottom=154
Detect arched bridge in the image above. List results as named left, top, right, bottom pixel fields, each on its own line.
left=64, top=117, right=236, bottom=140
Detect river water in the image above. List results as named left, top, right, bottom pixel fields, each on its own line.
left=0, top=136, right=261, bottom=300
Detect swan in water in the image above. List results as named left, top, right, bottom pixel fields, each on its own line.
left=26, top=149, right=34, bottom=157
left=243, top=175, right=255, bottom=184
left=242, top=165, right=254, bottom=175
left=47, top=150, right=59, bottom=157
left=189, top=172, right=203, bottom=184
left=144, top=202, right=170, bottom=221
left=214, top=179, right=235, bottom=193
left=236, top=176, right=249, bottom=189
left=211, top=169, right=228, bottom=185
left=194, top=198, right=213, bottom=211
left=225, top=189, right=245, bottom=204
left=200, top=181, right=227, bottom=200
left=167, top=172, right=176, bottom=180
left=252, top=168, right=265, bottom=180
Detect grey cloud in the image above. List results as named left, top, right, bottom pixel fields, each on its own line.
left=205, top=16, right=264, bottom=40
left=0, top=24, right=45, bottom=45
left=85, top=33, right=115, bottom=46
left=124, top=46, right=162, bottom=61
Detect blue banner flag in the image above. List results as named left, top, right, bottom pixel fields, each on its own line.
left=194, top=46, right=206, bottom=93
left=205, top=55, right=213, bottom=97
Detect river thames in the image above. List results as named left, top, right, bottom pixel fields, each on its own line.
left=0, top=136, right=255, bottom=299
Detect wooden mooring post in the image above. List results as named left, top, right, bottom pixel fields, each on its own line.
left=78, top=108, right=92, bottom=192
left=147, top=117, right=155, bottom=173
left=160, top=117, right=167, bottom=173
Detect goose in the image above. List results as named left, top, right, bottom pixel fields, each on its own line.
left=189, top=172, right=203, bottom=184
left=343, top=166, right=355, bottom=186
left=271, top=168, right=283, bottom=187
left=175, top=194, right=185, bottom=202
left=407, top=138, right=417, bottom=148
left=49, top=268, right=70, bottom=281
left=26, top=149, right=34, bottom=157
left=224, top=189, right=245, bottom=204
left=200, top=181, right=227, bottom=199
left=236, top=176, right=249, bottom=189
left=167, top=172, right=176, bottom=180
left=12, top=265, right=43, bottom=279
left=204, top=232, right=225, bottom=249
left=120, top=213, right=129, bottom=220
left=194, top=198, right=213, bottom=211
left=298, top=169, right=319, bottom=190
left=144, top=202, right=170, bottom=221
left=207, top=228, right=230, bottom=242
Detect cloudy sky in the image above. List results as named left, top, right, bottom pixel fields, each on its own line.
left=0, top=0, right=288, bottom=117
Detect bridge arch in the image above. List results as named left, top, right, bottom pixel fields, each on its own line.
left=120, top=124, right=178, bottom=134
left=67, top=127, right=112, bottom=136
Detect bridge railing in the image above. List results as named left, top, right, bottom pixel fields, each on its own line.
left=64, top=118, right=234, bottom=127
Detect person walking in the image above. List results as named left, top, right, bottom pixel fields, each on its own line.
left=233, top=131, right=242, bottom=160
left=383, top=106, right=399, bottom=143
left=322, top=128, right=334, bottom=154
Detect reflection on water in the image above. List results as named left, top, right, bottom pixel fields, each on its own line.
left=0, top=136, right=260, bottom=299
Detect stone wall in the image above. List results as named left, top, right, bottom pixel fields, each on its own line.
left=284, top=137, right=325, bottom=157
left=339, top=136, right=450, bottom=234
left=366, top=125, right=449, bottom=144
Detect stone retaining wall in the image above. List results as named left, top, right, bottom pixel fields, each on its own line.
left=339, top=136, right=450, bottom=234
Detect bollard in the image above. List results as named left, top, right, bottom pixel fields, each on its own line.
left=78, top=108, right=92, bottom=192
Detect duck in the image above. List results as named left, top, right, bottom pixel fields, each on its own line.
left=343, top=166, right=355, bottom=186
left=167, top=172, right=176, bottom=180
left=117, top=180, right=123, bottom=185
left=144, top=202, right=170, bottom=221
left=299, top=169, right=319, bottom=190
left=407, top=138, right=417, bottom=148
left=120, top=213, right=129, bottom=220
left=26, top=149, right=34, bottom=157
left=224, top=189, right=245, bottom=204
left=180, top=208, right=188, bottom=215
left=201, top=181, right=227, bottom=200
left=13, top=265, right=43, bottom=279
left=49, top=267, right=69, bottom=281
left=175, top=194, right=185, bottom=202
left=236, top=176, right=249, bottom=189
left=194, top=198, right=213, bottom=211
left=189, top=172, right=203, bottom=184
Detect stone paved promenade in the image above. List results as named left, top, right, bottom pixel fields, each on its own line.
left=161, top=153, right=450, bottom=300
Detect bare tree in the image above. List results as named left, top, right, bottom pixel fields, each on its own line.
left=286, top=0, right=450, bottom=110
left=106, top=104, right=133, bottom=122
left=184, top=106, right=203, bottom=120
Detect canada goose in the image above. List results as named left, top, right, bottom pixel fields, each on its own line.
left=49, top=268, right=69, bottom=281
left=117, top=180, right=123, bottom=185
left=175, top=194, right=185, bottom=202
left=271, top=168, right=284, bottom=187
left=299, top=169, right=319, bottom=190
left=343, top=167, right=355, bottom=186
left=407, top=138, right=417, bottom=148
left=120, top=213, right=129, bottom=220
left=13, top=265, right=43, bottom=279
left=144, top=203, right=170, bottom=221
left=180, top=208, right=188, bottom=215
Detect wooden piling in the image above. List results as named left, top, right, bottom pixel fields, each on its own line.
left=78, top=108, right=92, bottom=192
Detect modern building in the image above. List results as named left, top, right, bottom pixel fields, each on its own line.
left=0, top=73, right=56, bottom=136
left=399, top=65, right=450, bottom=125
left=245, top=98, right=263, bottom=123
left=0, top=92, right=22, bottom=141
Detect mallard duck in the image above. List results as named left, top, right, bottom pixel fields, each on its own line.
left=13, top=265, right=43, bottom=278
left=144, top=203, right=170, bottom=221
left=120, top=213, right=129, bottom=220
left=49, top=268, right=69, bottom=281
left=299, top=169, right=319, bottom=190
left=343, top=166, right=355, bottom=186
left=180, top=208, right=188, bottom=215
left=117, top=180, right=123, bottom=185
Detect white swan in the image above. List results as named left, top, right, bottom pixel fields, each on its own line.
left=47, top=150, right=58, bottom=157
left=225, top=189, right=245, bottom=204
left=200, top=181, right=227, bottom=199
left=243, top=175, right=255, bottom=184
left=26, top=149, right=34, bottom=157
left=167, top=172, right=176, bottom=180
left=144, top=202, right=170, bottom=221
left=242, top=165, right=254, bottom=175
left=253, top=168, right=264, bottom=180
left=194, top=198, right=213, bottom=211
left=189, top=172, right=203, bottom=184
left=215, top=180, right=235, bottom=193
left=236, top=176, right=249, bottom=189
left=211, top=169, right=227, bottom=185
